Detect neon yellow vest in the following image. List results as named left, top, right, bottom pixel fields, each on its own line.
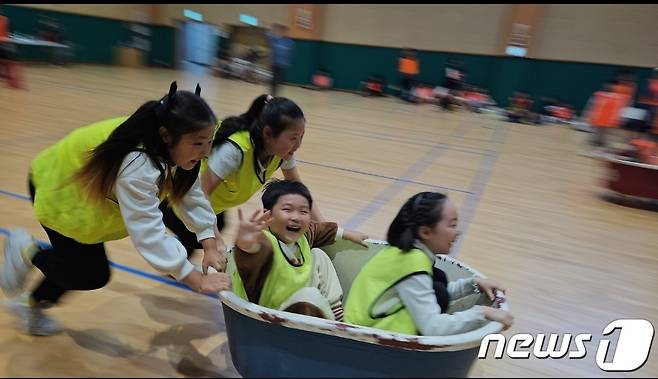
left=231, top=230, right=313, bottom=310
left=344, top=246, right=433, bottom=335
left=31, top=116, right=142, bottom=244
left=202, top=131, right=282, bottom=214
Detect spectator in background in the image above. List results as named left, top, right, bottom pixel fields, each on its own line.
left=266, top=23, right=294, bottom=96
left=38, top=16, right=63, bottom=44
left=614, top=70, right=637, bottom=109
left=583, top=80, right=626, bottom=148
left=638, top=68, right=658, bottom=140
left=213, top=31, right=232, bottom=78
left=444, top=59, right=464, bottom=95
left=648, top=69, right=658, bottom=138
left=506, top=92, right=533, bottom=124
left=37, top=16, right=72, bottom=66
left=462, top=86, right=487, bottom=113
left=0, top=6, right=8, bottom=40
left=0, top=8, right=11, bottom=56
left=398, top=48, right=420, bottom=103
left=438, top=59, right=464, bottom=110
left=0, top=8, right=23, bottom=89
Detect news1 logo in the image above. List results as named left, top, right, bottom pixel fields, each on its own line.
left=478, top=319, right=654, bottom=372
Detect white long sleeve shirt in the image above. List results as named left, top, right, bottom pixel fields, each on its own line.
left=371, top=241, right=486, bottom=336
left=206, top=142, right=296, bottom=179
left=114, top=152, right=216, bottom=280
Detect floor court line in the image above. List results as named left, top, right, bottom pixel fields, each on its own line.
left=343, top=143, right=448, bottom=230
left=297, top=159, right=473, bottom=194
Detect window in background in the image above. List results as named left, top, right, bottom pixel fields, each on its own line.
left=240, top=14, right=258, bottom=26
left=184, top=9, right=203, bottom=22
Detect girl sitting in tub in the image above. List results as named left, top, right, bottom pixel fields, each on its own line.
left=344, top=192, right=514, bottom=335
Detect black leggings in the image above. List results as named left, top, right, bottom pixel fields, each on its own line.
left=270, top=65, right=286, bottom=97
left=159, top=199, right=225, bottom=258
left=25, top=179, right=221, bottom=304
left=28, top=179, right=111, bottom=305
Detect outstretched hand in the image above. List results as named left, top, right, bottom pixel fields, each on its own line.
left=236, top=208, right=273, bottom=251
left=474, top=277, right=506, bottom=302
left=343, top=229, right=369, bottom=248
left=202, top=248, right=227, bottom=274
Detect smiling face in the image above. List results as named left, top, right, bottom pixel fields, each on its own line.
left=268, top=193, right=312, bottom=244
left=161, top=124, right=214, bottom=170
left=264, top=118, right=305, bottom=160
left=418, top=200, right=461, bottom=255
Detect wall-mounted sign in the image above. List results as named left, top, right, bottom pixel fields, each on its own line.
left=295, top=8, right=312, bottom=30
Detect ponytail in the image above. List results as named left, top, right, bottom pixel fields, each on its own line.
left=73, top=100, right=167, bottom=203
left=387, top=192, right=447, bottom=251
left=75, top=81, right=217, bottom=204
left=212, top=94, right=270, bottom=148
left=212, top=95, right=304, bottom=163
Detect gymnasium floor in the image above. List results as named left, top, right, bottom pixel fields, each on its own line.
left=0, top=64, right=656, bottom=377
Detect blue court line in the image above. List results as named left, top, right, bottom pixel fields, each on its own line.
left=340, top=116, right=506, bottom=244
left=451, top=117, right=475, bottom=139
left=0, top=227, right=218, bottom=300
left=490, top=119, right=509, bottom=144
left=450, top=123, right=504, bottom=257
left=343, top=143, right=447, bottom=230
left=0, top=190, right=32, bottom=202
left=296, top=159, right=473, bottom=194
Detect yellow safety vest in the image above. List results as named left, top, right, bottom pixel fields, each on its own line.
left=31, top=116, right=166, bottom=244
left=202, top=131, right=282, bottom=214
left=344, top=246, right=433, bottom=335
left=231, top=230, right=313, bottom=310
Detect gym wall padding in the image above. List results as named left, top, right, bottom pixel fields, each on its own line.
left=4, top=5, right=175, bottom=67
left=287, top=39, right=652, bottom=112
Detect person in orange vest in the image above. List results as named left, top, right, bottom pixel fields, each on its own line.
left=584, top=80, right=626, bottom=148
left=0, top=13, right=10, bottom=63
left=0, top=11, right=23, bottom=89
left=614, top=70, right=637, bottom=109
left=0, top=14, right=8, bottom=41
left=639, top=68, right=658, bottom=140
left=615, top=71, right=641, bottom=139
left=398, top=48, right=420, bottom=103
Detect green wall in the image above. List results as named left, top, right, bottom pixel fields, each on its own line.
left=3, top=5, right=175, bottom=67
left=288, top=39, right=653, bottom=113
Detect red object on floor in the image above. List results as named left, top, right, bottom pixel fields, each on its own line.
left=313, top=73, right=332, bottom=88
left=367, top=82, right=382, bottom=92
left=0, top=59, right=25, bottom=89
left=603, top=156, right=658, bottom=200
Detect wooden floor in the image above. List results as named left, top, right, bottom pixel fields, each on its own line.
left=1, top=64, right=656, bottom=377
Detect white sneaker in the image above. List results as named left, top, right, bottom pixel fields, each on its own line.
left=27, top=303, right=62, bottom=336
left=0, top=229, right=38, bottom=297
left=6, top=294, right=63, bottom=336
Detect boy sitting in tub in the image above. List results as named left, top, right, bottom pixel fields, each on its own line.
left=229, top=179, right=368, bottom=321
